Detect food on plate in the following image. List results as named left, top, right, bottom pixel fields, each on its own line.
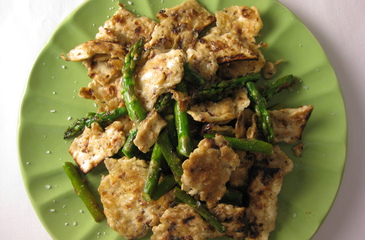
left=62, top=0, right=314, bottom=239
left=62, top=161, right=105, bottom=222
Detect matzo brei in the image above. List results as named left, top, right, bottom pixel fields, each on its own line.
left=99, top=157, right=174, bottom=239
left=61, top=1, right=315, bottom=239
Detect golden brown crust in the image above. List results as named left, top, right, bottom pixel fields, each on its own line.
left=69, top=122, right=126, bottom=173
left=146, top=0, right=216, bottom=50
left=270, top=105, right=314, bottom=144
left=181, top=135, right=240, bottom=208
left=96, top=3, right=157, bottom=46
left=99, top=157, right=175, bottom=239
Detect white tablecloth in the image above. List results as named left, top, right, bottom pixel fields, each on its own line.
left=1, top=0, right=364, bottom=239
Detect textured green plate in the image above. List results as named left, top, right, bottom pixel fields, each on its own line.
left=18, top=0, right=347, bottom=239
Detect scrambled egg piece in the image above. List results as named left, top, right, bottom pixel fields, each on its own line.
left=151, top=204, right=214, bottom=240
left=96, top=3, right=157, bottom=46
left=246, top=145, right=293, bottom=240
left=63, top=40, right=127, bottom=111
left=234, top=109, right=255, bottom=138
left=133, top=109, right=167, bottom=153
left=62, top=40, right=127, bottom=62
left=215, top=5, right=265, bottom=79
left=200, top=32, right=260, bottom=64
left=152, top=203, right=246, bottom=240
left=255, top=145, right=294, bottom=175
left=229, top=151, right=254, bottom=188
left=145, top=0, right=215, bottom=50
left=217, top=48, right=265, bottom=79
left=215, top=6, right=263, bottom=40
left=99, top=157, right=175, bottom=239
left=188, top=88, right=250, bottom=123
left=78, top=78, right=124, bottom=112
left=81, top=56, right=123, bottom=86
left=80, top=55, right=124, bottom=111
left=271, top=105, right=314, bottom=144
left=246, top=167, right=283, bottom=240
left=69, top=121, right=126, bottom=173
left=181, top=135, right=240, bottom=208
left=187, top=6, right=264, bottom=80
left=135, top=49, right=186, bottom=111
left=211, top=203, right=247, bottom=239
left=186, top=48, right=219, bottom=81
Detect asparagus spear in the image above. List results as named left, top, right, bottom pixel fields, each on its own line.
left=62, top=162, right=105, bottom=222
left=220, top=189, right=243, bottom=206
left=164, top=114, right=178, bottom=148
left=154, top=92, right=174, bottom=114
left=193, top=73, right=261, bottom=102
left=204, top=134, right=273, bottom=155
left=120, top=127, right=138, bottom=158
left=157, top=129, right=183, bottom=185
left=263, top=74, right=295, bottom=101
left=246, top=82, right=275, bottom=143
left=151, top=174, right=177, bottom=201
left=121, top=37, right=147, bottom=124
left=63, top=107, right=128, bottom=139
left=183, top=62, right=205, bottom=87
left=174, top=187, right=226, bottom=233
left=120, top=38, right=147, bottom=156
left=143, top=143, right=164, bottom=201
left=174, top=81, right=193, bottom=157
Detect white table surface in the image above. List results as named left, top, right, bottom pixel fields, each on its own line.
left=1, top=0, right=364, bottom=239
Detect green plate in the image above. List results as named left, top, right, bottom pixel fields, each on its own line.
left=18, top=0, right=347, bottom=239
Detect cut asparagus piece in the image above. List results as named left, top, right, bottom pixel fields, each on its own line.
left=62, top=162, right=105, bottom=222
left=120, top=38, right=147, bottom=156
left=63, top=107, right=128, bottom=139
left=183, top=62, right=205, bottom=87
left=154, top=92, right=174, bottom=114
left=151, top=174, right=177, bottom=201
left=143, top=143, right=164, bottom=201
left=263, top=74, right=295, bottom=101
left=174, top=81, right=193, bottom=157
left=193, top=73, right=261, bottom=102
left=174, top=187, right=226, bottom=233
left=120, top=127, right=138, bottom=158
left=246, top=81, right=275, bottom=143
left=121, top=37, right=147, bottom=124
left=204, top=134, right=273, bottom=155
left=157, top=130, right=183, bottom=185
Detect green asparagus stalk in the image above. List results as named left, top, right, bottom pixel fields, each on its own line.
left=63, top=107, right=128, bottom=139
left=157, top=129, right=183, bottom=185
left=151, top=174, right=177, bottom=201
left=120, top=38, right=147, bottom=156
left=193, top=73, right=261, bottom=102
left=143, top=143, right=164, bottom=201
left=121, top=127, right=139, bottom=158
left=246, top=82, right=275, bottom=143
left=174, top=82, right=193, bottom=157
left=154, top=92, right=174, bottom=114
left=174, top=187, right=226, bottom=233
left=164, top=114, right=178, bottom=148
left=183, top=62, right=205, bottom=87
left=263, top=74, right=295, bottom=101
left=220, top=189, right=243, bottom=206
left=62, top=162, right=105, bottom=222
left=204, top=134, right=273, bottom=155
left=121, top=37, right=147, bottom=124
